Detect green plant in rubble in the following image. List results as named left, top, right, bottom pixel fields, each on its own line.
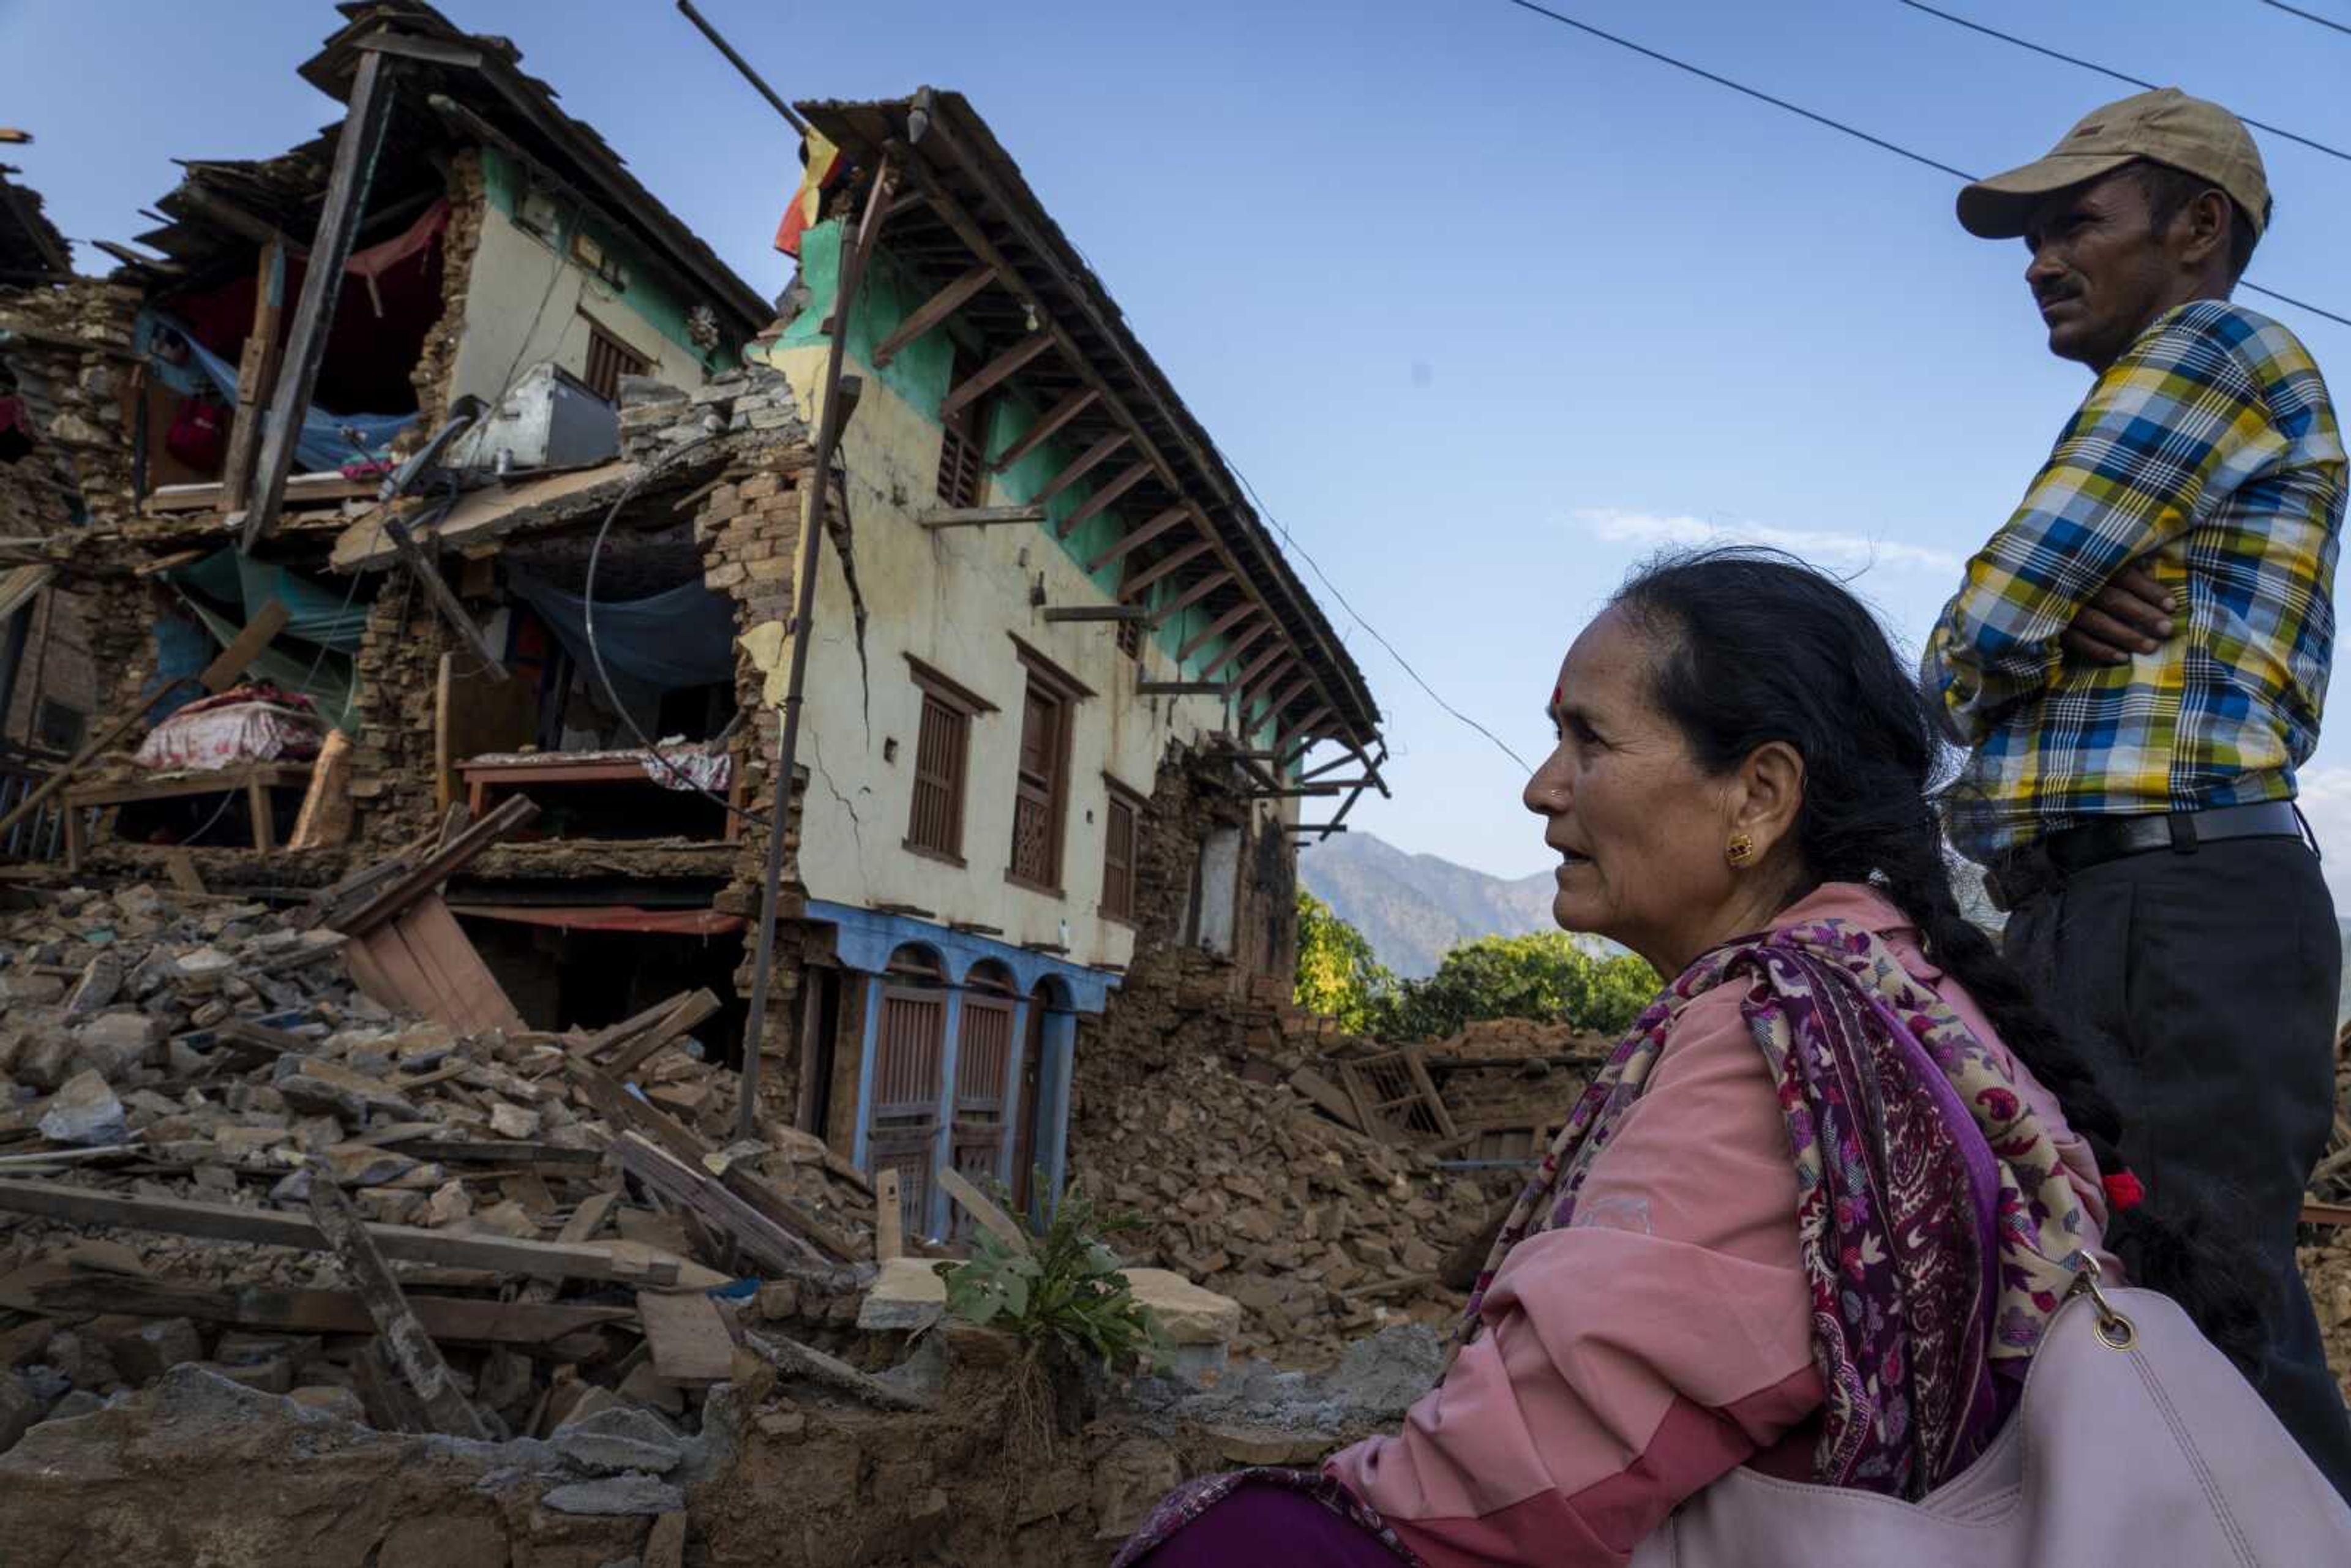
left=934, top=1180, right=1170, bottom=1373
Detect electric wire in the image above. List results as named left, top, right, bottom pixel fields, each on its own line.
left=1899, top=1, right=2351, bottom=167
left=1494, top=0, right=2351, bottom=332
left=2259, top=0, right=2351, bottom=39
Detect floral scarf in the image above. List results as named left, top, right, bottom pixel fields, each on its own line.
left=1455, top=916, right=2096, bottom=1498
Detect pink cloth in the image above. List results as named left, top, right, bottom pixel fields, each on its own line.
left=133, top=686, right=325, bottom=772
left=1324, top=882, right=2115, bottom=1568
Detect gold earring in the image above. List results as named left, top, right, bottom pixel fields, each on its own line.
left=1726, top=830, right=1755, bottom=868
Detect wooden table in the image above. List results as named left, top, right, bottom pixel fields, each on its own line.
left=64, top=762, right=313, bottom=868
left=458, top=752, right=742, bottom=843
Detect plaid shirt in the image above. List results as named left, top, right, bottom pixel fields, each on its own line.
left=1925, top=300, right=2345, bottom=861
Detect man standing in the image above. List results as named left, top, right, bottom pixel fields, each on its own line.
left=1924, top=87, right=2351, bottom=1490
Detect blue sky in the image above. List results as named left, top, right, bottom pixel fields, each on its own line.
left=10, top=0, right=2351, bottom=891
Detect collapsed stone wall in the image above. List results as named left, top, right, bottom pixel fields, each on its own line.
left=0, top=277, right=143, bottom=527
left=405, top=151, right=489, bottom=436
left=345, top=566, right=456, bottom=852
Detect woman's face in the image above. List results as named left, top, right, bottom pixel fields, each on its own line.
left=1522, top=606, right=1752, bottom=976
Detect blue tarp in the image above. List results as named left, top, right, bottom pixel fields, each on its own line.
left=504, top=565, right=737, bottom=736
left=134, top=310, right=414, bottom=473
left=162, top=549, right=363, bottom=733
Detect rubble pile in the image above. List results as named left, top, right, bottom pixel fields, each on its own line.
left=0, top=878, right=878, bottom=1465
left=1082, top=1050, right=1496, bottom=1366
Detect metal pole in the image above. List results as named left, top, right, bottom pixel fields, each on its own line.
left=673, top=0, right=810, bottom=134
left=737, top=157, right=896, bottom=1141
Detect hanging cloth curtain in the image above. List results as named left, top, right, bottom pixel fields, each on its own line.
left=502, top=563, right=738, bottom=739
left=133, top=309, right=416, bottom=472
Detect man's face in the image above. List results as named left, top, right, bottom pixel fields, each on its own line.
left=2020, top=171, right=2178, bottom=371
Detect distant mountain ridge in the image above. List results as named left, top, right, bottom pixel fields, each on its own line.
left=1298, top=832, right=1556, bottom=979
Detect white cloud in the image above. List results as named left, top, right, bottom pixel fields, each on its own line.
left=2288, top=767, right=2351, bottom=915
left=1572, top=508, right=1963, bottom=574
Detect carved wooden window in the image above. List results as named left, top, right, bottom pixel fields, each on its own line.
left=1009, top=681, right=1066, bottom=890
left=905, top=659, right=991, bottom=865
left=1101, top=784, right=1140, bottom=923
left=582, top=321, right=650, bottom=403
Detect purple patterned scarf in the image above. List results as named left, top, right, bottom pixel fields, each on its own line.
left=1455, top=915, right=2093, bottom=1498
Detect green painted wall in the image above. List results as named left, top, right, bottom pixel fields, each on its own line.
left=781, top=218, right=1277, bottom=746
left=478, top=146, right=743, bottom=372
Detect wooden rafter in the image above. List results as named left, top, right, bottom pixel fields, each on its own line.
left=871, top=263, right=995, bottom=368
left=1201, top=618, right=1273, bottom=678
left=1055, top=460, right=1151, bottom=539
left=1231, top=644, right=1289, bottom=699
left=990, top=386, right=1097, bottom=474
left=1119, top=536, right=1215, bottom=601
left=917, top=503, right=1044, bottom=529
left=1032, top=431, right=1131, bottom=509
left=939, top=333, right=1050, bottom=419
left=1277, top=705, right=1335, bottom=752
left=1082, top=505, right=1188, bottom=575
left=1149, top=569, right=1234, bottom=630
left=1176, top=602, right=1258, bottom=665
left=1264, top=673, right=1316, bottom=719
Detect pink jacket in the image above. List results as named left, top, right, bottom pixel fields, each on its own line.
left=1324, top=883, right=2116, bottom=1567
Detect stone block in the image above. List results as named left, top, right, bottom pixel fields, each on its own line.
left=38, top=1070, right=127, bottom=1146
left=102, top=1317, right=204, bottom=1382
left=1123, top=1268, right=1242, bottom=1345
left=855, top=1256, right=945, bottom=1334
left=541, top=1472, right=684, bottom=1516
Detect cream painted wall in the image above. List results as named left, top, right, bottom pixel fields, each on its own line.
left=756, top=339, right=1294, bottom=972
left=449, top=204, right=714, bottom=411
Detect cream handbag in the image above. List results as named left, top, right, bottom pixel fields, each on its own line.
left=1630, top=1270, right=2351, bottom=1566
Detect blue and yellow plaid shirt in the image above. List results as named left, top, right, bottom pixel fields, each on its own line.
left=1925, top=300, right=2345, bottom=862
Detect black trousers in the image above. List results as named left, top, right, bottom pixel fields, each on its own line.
left=2001, top=835, right=2351, bottom=1499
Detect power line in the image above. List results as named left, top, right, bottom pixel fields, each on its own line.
left=2259, top=0, right=2351, bottom=39
left=1496, top=0, right=1976, bottom=181
left=1900, top=1, right=2351, bottom=166
left=1496, top=0, right=2351, bottom=332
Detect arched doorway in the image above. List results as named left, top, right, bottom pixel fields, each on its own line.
left=868, top=943, right=948, bottom=1245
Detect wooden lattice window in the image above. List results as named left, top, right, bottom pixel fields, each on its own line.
left=936, top=348, right=985, bottom=508
left=1009, top=682, right=1065, bottom=890
left=582, top=321, right=650, bottom=403
left=905, top=659, right=991, bottom=865
left=1101, top=784, right=1139, bottom=923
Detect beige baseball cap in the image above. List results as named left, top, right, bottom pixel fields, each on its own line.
left=1957, top=86, right=2270, bottom=240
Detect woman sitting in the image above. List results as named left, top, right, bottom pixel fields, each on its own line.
left=1117, top=550, right=2265, bottom=1566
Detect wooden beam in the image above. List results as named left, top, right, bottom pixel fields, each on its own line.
left=219, top=239, right=286, bottom=514
left=1231, top=643, right=1289, bottom=699
left=1278, top=705, right=1335, bottom=751
left=0, top=1178, right=673, bottom=1285
left=937, top=1166, right=1031, bottom=1256
left=939, top=333, right=1051, bottom=419
left=1148, top=569, right=1234, bottom=631
left=874, top=1168, right=903, bottom=1261
left=1030, top=431, right=1131, bottom=509
left=1040, top=604, right=1150, bottom=623
left=334, top=793, right=539, bottom=936
left=310, top=1177, right=487, bottom=1438
left=1136, top=680, right=1230, bottom=696
left=1264, top=673, right=1316, bottom=717
left=1176, top=602, right=1259, bottom=665
left=602, top=988, right=723, bottom=1078
left=12, top=1270, right=632, bottom=1349
left=1055, top=460, right=1151, bottom=540
left=915, top=503, right=1044, bottom=529
left=1201, top=618, right=1273, bottom=678
left=241, top=48, right=399, bottom=551
left=636, top=1288, right=736, bottom=1384
left=383, top=514, right=509, bottom=681
left=989, top=387, right=1097, bottom=474
left=1300, top=749, right=1362, bottom=783
left=871, top=264, right=995, bottom=368
left=1084, top=506, right=1189, bottom=576
left=612, top=1132, right=862, bottom=1291
left=1119, top=536, right=1215, bottom=602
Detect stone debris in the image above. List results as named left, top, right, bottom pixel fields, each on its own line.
left=0, top=879, right=877, bottom=1456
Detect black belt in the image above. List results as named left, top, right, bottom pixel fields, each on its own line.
left=1983, top=800, right=2311, bottom=913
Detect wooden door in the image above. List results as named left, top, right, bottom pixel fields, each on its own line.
left=867, top=986, right=946, bottom=1240
left=1011, top=1000, right=1048, bottom=1214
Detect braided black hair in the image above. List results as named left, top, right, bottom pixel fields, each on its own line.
left=1613, top=546, right=2268, bottom=1368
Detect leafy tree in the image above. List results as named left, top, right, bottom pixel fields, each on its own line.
left=1386, top=931, right=1659, bottom=1040
left=1294, top=889, right=1398, bottom=1034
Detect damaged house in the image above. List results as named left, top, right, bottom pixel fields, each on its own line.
left=0, top=1, right=1384, bottom=1245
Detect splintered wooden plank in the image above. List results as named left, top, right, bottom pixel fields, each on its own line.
left=989, top=386, right=1097, bottom=473
left=310, top=1179, right=487, bottom=1438
left=635, top=1289, right=736, bottom=1384
left=937, top=1166, right=1030, bottom=1256
left=602, top=988, right=722, bottom=1078
left=871, top=264, right=996, bottom=367
left=874, top=1168, right=903, bottom=1262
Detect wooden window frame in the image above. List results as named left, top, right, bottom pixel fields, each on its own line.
left=936, top=345, right=988, bottom=509
left=581, top=317, right=651, bottom=403
left=1100, top=775, right=1146, bottom=926
left=903, top=657, right=994, bottom=867
left=1005, top=642, right=1088, bottom=898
